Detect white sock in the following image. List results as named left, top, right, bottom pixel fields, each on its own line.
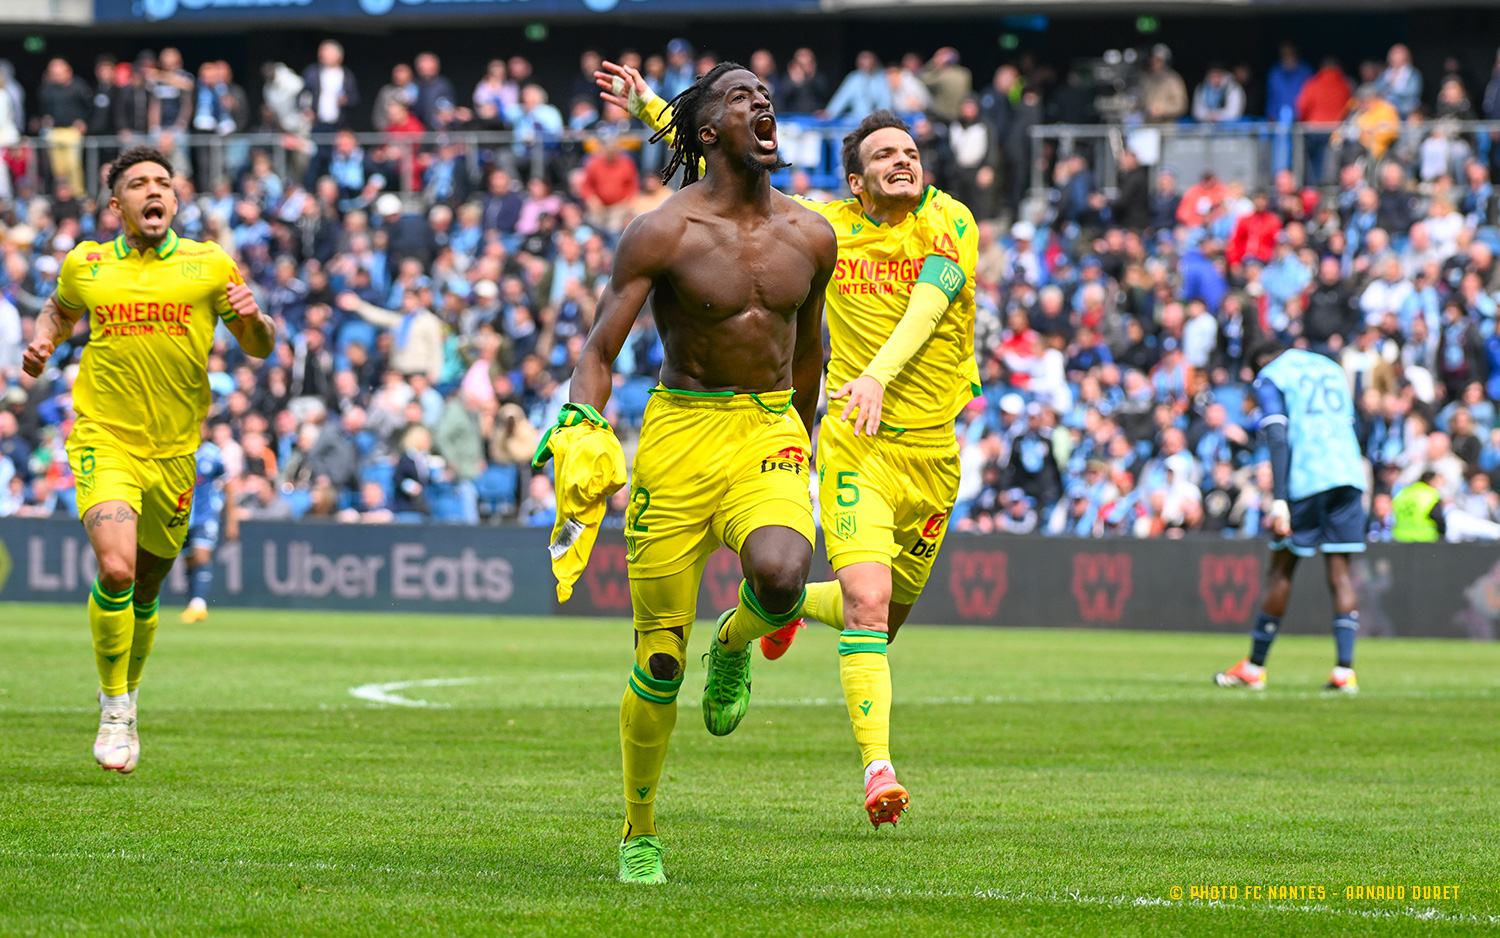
left=188, top=597, right=206, bottom=610
left=128, top=689, right=138, bottom=708
left=102, top=692, right=130, bottom=711
left=864, top=759, right=894, bottom=784
left=1332, top=666, right=1354, bottom=680
left=1244, top=661, right=1265, bottom=675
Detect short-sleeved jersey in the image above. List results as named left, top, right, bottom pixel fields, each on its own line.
left=799, top=187, right=981, bottom=430
left=1255, top=349, right=1367, bottom=500
left=189, top=440, right=226, bottom=526
left=56, top=230, right=244, bottom=458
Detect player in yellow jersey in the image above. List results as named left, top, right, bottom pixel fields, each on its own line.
left=547, top=64, right=834, bottom=884
left=22, top=146, right=275, bottom=774
left=600, top=62, right=980, bottom=827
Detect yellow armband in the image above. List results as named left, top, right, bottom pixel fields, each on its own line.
left=860, top=255, right=965, bottom=387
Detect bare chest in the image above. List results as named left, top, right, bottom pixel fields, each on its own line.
left=661, top=217, right=817, bottom=319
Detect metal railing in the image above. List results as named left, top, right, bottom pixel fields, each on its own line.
left=1030, top=118, right=1500, bottom=201
left=4, top=121, right=868, bottom=204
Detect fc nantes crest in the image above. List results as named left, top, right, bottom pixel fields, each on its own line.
left=835, top=512, right=857, bottom=538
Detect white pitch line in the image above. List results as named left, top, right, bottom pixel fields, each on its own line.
left=348, top=677, right=491, bottom=708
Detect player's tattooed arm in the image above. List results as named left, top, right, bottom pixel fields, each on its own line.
left=571, top=210, right=676, bottom=411
left=22, top=294, right=83, bottom=378
left=223, top=282, right=276, bottom=359
left=792, top=214, right=837, bottom=438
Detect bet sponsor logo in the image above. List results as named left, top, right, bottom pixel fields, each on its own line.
left=760, top=445, right=808, bottom=476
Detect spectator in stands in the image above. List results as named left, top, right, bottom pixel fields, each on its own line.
left=113, top=61, right=154, bottom=138
left=1108, top=149, right=1151, bottom=231
left=511, top=84, right=563, bottom=171
left=887, top=57, right=931, bottom=115
left=412, top=52, right=454, bottom=130
left=921, top=47, right=972, bottom=122
left=339, top=286, right=444, bottom=384
left=1297, top=57, right=1352, bottom=183
left=39, top=58, right=91, bottom=193
left=1192, top=65, right=1246, bottom=123
left=660, top=38, right=696, bottom=102
left=147, top=48, right=193, bottom=133
left=1266, top=41, right=1313, bottom=127
left=1375, top=43, right=1422, bottom=118
left=777, top=47, right=829, bottom=113
left=261, top=60, right=307, bottom=135
left=301, top=40, right=358, bottom=132
left=948, top=96, right=999, bottom=220
left=481, top=167, right=522, bottom=237
left=1227, top=191, right=1281, bottom=270
left=579, top=135, right=639, bottom=233
left=88, top=56, right=118, bottom=137
left=1139, top=45, right=1187, bottom=123
left=373, top=63, right=416, bottom=133
left=822, top=51, right=890, bottom=121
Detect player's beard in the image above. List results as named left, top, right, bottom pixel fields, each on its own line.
left=743, top=151, right=791, bottom=175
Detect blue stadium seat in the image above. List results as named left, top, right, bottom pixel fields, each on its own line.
left=427, top=482, right=468, bottom=524
left=476, top=464, right=519, bottom=517
left=337, top=319, right=378, bottom=354
left=614, top=376, right=656, bottom=428
left=361, top=462, right=396, bottom=502
left=285, top=489, right=313, bottom=520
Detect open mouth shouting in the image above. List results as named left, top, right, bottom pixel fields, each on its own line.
left=142, top=201, right=167, bottom=224
left=753, top=113, right=778, bottom=153
left=885, top=168, right=917, bottom=188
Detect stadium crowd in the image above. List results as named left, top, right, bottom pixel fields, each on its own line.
left=4, top=36, right=1500, bottom=540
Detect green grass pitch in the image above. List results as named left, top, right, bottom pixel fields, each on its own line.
left=2, top=604, right=1498, bottom=937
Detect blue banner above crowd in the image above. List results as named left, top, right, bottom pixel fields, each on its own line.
left=95, top=0, right=817, bottom=24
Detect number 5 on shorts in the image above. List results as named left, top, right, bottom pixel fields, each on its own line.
left=836, top=471, right=860, bottom=507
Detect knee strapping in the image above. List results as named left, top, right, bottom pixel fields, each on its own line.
left=630, top=629, right=687, bottom=705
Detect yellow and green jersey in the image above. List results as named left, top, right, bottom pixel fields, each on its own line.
left=637, top=97, right=979, bottom=431
left=798, top=188, right=980, bottom=430
left=55, top=230, right=245, bottom=458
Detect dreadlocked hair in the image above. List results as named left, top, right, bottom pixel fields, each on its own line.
left=652, top=61, right=747, bottom=187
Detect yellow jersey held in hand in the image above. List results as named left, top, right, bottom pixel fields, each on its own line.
left=55, top=230, right=245, bottom=458
left=803, top=186, right=981, bottom=431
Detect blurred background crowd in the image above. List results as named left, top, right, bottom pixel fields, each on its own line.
left=4, top=32, right=1500, bottom=541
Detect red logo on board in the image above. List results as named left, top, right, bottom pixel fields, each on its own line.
left=1199, top=555, right=1262, bottom=624
left=703, top=549, right=742, bottom=611
left=1071, top=553, right=1133, bottom=622
left=947, top=549, right=1009, bottom=619
left=582, top=543, right=631, bottom=612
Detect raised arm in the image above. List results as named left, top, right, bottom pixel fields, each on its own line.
left=570, top=210, right=677, bottom=411
left=793, top=217, right=837, bottom=437
left=596, top=59, right=833, bottom=212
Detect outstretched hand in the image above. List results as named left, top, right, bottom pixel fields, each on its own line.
left=594, top=61, right=652, bottom=117
left=830, top=375, right=885, bottom=437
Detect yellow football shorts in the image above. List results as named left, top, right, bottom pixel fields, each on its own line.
left=817, top=415, right=961, bottom=605
left=67, top=419, right=197, bottom=559
left=625, top=387, right=815, bottom=630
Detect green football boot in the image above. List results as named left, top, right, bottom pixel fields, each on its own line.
left=702, top=610, right=753, bottom=736
left=618, top=834, right=666, bottom=884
